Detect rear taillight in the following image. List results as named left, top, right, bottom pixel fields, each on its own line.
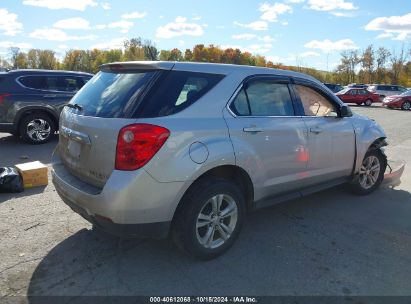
left=0, top=93, right=11, bottom=104
left=115, top=123, right=170, bottom=171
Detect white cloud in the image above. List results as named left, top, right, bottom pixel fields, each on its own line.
left=220, top=43, right=272, bottom=54
left=175, top=16, right=187, bottom=23
left=234, top=21, right=268, bottom=31
left=156, top=17, right=204, bottom=38
left=300, top=51, right=320, bottom=57
left=281, top=21, right=289, bottom=26
left=0, top=9, right=23, bottom=36
left=232, top=34, right=276, bottom=44
left=304, top=38, right=358, bottom=52
left=90, top=37, right=126, bottom=50
left=192, top=16, right=202, bottom=21
left=101, top=2, right=110, bottom=10
left=232, top=34, right=257, bottom=40
left=307, top=0, right=357, bottom=11
left=23, top=0, right=98, bottom=11
left=121, top=11, right=147, bottom=19
left=107, top=20, right=134, bottom=33
left=0, top=41, right=32, bottom=49
left=58, top=44, right=69, bottom=50
left=259, top=3, right=292, bottom=22
left=287, top=0, right=305, bottom=3
left=365, top=13, right=411, bottom=41
left=53, top=17, right=91, bottom=30
left=376, top=33, right=394, bottom=39
left=29, top=28, right=97, bottom=41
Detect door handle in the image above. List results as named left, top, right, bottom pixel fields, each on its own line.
left=310, top=127, right=322, bottom=134
left=243, top=127, right=263, bottom=133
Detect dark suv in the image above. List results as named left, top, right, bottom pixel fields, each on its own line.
left=0, top=69, right=93, bottom=144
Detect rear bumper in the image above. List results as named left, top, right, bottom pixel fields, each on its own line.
left=51, top=149, right=185, bottom=238
left=382, top=160, right=405, bottom=187
left=59, top=191, right=170, bottom=238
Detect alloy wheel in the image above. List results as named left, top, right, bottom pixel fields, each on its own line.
left=196, top=194, right=238, bottom=249
left=26, top=119, right=51, bottom=142
left=359, top=155, right=381, bottom=189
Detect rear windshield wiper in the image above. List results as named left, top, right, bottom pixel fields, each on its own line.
left=65, top=103, right=83, bottom=111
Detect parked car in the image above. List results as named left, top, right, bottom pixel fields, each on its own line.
left=336, top=88, right=380, bottom=106
left=0, top=69, right=93, bottom=144
left=368, top=84, right=407, bottom=100
left=323, top=83, right=343, bottom=93
left=347, top=83, right=369, bottom=89
left=52, top=61, right=396, bottom=260
left=382, top=90, right=411, bottom=110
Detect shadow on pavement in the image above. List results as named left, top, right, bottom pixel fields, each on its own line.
left=27, top=185, right=411, bottom=298
left=0, top=186, right=47, bottom=203
left=0, top=133, right=58, bottom=167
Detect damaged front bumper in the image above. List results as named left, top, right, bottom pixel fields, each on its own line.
left=382, top=160, right=405, bottom=188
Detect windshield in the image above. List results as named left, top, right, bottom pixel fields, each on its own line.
left=337, top=88, right=350, bottom=94
left=69, top=71, right=157, bottom=118
left=400, top=90, right=411, bottom=96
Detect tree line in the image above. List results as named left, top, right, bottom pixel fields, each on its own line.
left=1, top=37, right=410, bottom=87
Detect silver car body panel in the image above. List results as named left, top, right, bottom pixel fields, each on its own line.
left=52, top=61, right=390, bottom=229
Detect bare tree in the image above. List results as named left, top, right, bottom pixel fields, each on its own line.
left=390, top=47, right=407, bottom=84
left=9, top=47, right=20, bottom=69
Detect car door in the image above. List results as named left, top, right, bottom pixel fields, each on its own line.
left=223, top=76, right=309, bottom=201
left=292, top=79, right=356, bottom=187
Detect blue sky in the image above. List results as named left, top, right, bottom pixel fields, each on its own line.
left=0, top=0, right=410, bottom=70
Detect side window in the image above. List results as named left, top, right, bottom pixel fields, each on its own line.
left=137, top=71, right=224, bottom=118
left=231, top=89, right=250, bottom=116
left=349, top=90, right=356, bottom=95
left=295, top=85, right=336, bottom=117
left=230, top=81, right=294, bottom=116
left=19, top=76, right=47, bottom=90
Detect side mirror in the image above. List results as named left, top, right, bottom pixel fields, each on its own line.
left=340, top=105, right=353, bottom=117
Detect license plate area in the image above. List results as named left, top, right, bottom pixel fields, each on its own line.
left=67, top=139, right=81, bottom=159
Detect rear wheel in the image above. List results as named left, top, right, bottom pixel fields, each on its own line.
left=348, top=149, right=386, bottom=195
left=401, top=101, right=411, bottom=111
left=172, top=178, right=245, bottom=260
left=364, top=99, right=372, bottom=106
left=19, top=113, right=55, bottom=144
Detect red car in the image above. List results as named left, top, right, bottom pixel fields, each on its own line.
left=336, top=88, right=380, bottom=106
left=382, top=90, right=411, bottom=110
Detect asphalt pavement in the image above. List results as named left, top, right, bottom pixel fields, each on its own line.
left=1, top=105, right=411, bottom=300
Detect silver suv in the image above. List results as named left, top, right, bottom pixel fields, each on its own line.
left=52, top=62, right=390, bottom=259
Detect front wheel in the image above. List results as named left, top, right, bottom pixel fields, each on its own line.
left=348, top=149, right=386, bottom=195
left=401, top=101, right=411, bottom=111
left=172, top=178, right=245, bottom=260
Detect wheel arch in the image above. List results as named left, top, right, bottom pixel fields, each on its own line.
left=15, top=107, right=59, bottom=134
left=172, top=164, right=255, bottom=224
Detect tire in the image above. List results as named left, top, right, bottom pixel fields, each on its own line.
left=401, top=101, right=411, bottom=111
left=348, top=148, right=386, bottom=195
left=364, top=99, right=372, bottom=106
left=19, top=113, right=55, bottom=144
left=172, top=178, right=245, bottom=260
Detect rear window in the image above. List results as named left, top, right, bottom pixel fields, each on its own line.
left=135, top=70, right=224, bottom=118
left=69, top=71, right=157, bottom=118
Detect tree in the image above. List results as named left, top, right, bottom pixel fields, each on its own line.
left=123, top=38, right=145, bottom=61
left=390, top=47, right=407, bottom=84
left=142, top=40, right=158, bottom=60
left=9, top=47, right=20, bottom=69
left=375, top=47, right=391, bottom=83
left=361, top=45, right=375, bottom=84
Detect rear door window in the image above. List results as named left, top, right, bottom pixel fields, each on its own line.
left=230, top=80, right=294, bottom=116
left=19, top=76, right=46, bottom=90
